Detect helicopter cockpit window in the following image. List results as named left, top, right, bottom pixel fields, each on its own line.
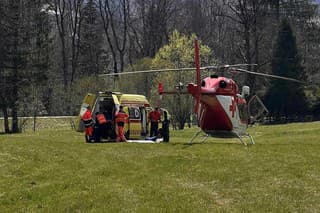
left=219, top=80, right=227, bottom=88
left=128, top=107, right=141, bottom=119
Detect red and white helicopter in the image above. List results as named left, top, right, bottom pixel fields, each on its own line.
left=101, top=39, right=303, bottom=145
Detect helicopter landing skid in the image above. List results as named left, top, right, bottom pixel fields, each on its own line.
left=235, top=133, right=255, bottom=146
left=189, top=129, right=208, bottom=144
left=189, top=129, right=255, bottom=145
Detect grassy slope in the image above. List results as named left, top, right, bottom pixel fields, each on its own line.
left=0, top=122, right=320, bottom=212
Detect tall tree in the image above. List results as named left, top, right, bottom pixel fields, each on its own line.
left=79, top=0, right=104, bottom=76
left=0, top=0, right=51, bottom=133
left=67, top=0, right=84, bottom=83
left=265, top=19, right=308, bottom=119
left=221, top=0, right=272, bottom=91
left=50, top=0, right=84, bottom=85
left=51, top=0, right=69, bottom=88
left=141, top=0, right=174, bottom=57
left=151, top=31, right=212, bottom=129
left=4, top=0, right=31, bottom=133
left=142, top=0, right=176, bottom=57
left=0, top=0, right=10, bottom=133
left=99, top=0, right=129, bottom=75
left=26, top=0, right=51, bottom=128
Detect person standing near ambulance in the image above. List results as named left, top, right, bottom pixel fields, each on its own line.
left=95, top=109, right=108, bottom=141
left=162, top=111, right=170, bottom=142
left=81, top=104, right=94, bottom=142
left=115, top=105, right=128, bottom=142
left=149, top=107, right=161, bottom=137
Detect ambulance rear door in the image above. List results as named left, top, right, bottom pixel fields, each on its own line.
left=127, top=106, right=142, bottom=139
left=77, top=93, right=97, bottom=132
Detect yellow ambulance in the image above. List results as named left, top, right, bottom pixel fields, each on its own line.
left=77, top=91, right=158, bottom=140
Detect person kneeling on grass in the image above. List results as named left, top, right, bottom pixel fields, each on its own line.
left=115, top=106, right=128, bottom=142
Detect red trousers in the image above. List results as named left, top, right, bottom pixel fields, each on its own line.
left=85, top=126, right=93, bottom=136
left=116, top=126, right=126, bottom=142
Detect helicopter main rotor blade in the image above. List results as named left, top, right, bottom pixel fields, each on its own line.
left=202, top=64, right=258, bottom=70
left=99, top=64, right=259, bottom=77
left=235, top=68, right=305, bottom=83
left=99, top=65, right=304, bottom=83
left=99, top=67, right=196, bottom=76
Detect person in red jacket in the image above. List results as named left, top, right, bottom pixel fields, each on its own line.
left=81, top=104, right=94, bottom=142
left=95, top=110, right=108, bottom=141
left=149, top=107, right=161, bottom=137
left=115, top=106, right=129, bottom=142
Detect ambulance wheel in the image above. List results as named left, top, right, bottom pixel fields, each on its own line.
left=94, top=136, right=100, bottom=142
left=110, top=131, right=117, bottom=140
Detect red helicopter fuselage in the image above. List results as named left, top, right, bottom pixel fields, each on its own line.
left=187, top=76, right=248, bottom=136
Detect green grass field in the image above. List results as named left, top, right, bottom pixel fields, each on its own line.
left=1, top=121, right=320, bottom=212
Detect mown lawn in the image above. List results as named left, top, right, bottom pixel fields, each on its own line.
left=0, top=121, right=320, bottom=212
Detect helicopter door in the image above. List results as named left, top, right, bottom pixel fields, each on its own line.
left=248, top=95, right=269, bottom=124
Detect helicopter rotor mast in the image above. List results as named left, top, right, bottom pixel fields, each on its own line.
left=194, top=38, right=201, bottom=113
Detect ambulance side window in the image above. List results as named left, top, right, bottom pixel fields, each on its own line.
left=128, top=107, right=140, bottom=119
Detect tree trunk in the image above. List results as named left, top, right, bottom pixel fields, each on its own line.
left=54, top=0, right=69, bottom=88
left=119, top=52, right=125, bottom=74
left=244, top=24, right=254, bottom=89
left=11, top=100, right=19, bottom=133
left=11, top=26, right=20, bottom=133
left=11, top=75, right=19, bottom=133
left=273, top=0, right=280, bottom=22
left=61, top=36, right=68, bottom=88
left=70, top=0, right=83, bottom=83
left=2, top=107, right=10, bottom=133
left=252, top=21, right=259, bottom=92
left=33, top=106, right=37, bottom=132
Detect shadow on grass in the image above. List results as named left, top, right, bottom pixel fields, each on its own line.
left=179, top=141, right=249, bottom=149
left=0, top=132, right=12, bottom=135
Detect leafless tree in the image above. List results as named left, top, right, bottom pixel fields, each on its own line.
left=136, top=0, right=177, bottom=57
left=99, top=0, right=129, bottom=74
left=49, top=0, right=84, bottom=86
left=67, top=0, right=84, bottom=83
left=51, top=0, right=69, bottom=87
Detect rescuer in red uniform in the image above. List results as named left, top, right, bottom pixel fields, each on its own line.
left=81, top=104, right=94, bottom=142
left=115, top=106, right=128, bottom=142
left=104, top=108, right=114, bottom=140
left=95, top=110, right=108, bottom=141
left=149, top=107, right=161, bottom=137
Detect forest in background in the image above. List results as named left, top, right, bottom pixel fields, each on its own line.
left=1, top=0, right=320, bottom=133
